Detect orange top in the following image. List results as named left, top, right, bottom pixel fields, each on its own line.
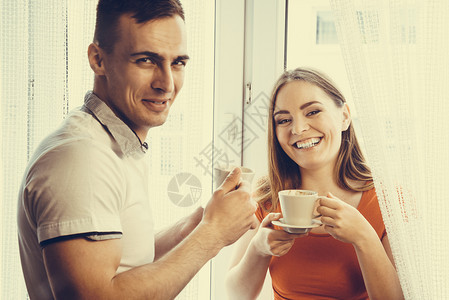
left=255, top=188, right=386, bottom=300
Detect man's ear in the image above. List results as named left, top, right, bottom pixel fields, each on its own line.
left=342, top=103, right=351, bottom=131
left=88, top=43, right=106, bottom=76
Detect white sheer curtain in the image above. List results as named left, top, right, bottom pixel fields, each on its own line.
left=330, top=0, right=449, bottom=298
left=1, top=0, right=214, bottom=299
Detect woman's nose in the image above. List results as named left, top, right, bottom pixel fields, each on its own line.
left=291, top=118, right=310, bottom=135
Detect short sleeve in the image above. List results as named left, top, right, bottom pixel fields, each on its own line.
left=23, top=138, right=126, bottom=245
left=255, top=205, right=266, bottom=223
left=358, top=188, right=387, bottom=241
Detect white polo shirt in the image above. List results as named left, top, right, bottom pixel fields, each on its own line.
left=17, top=91, right=155, bottom=299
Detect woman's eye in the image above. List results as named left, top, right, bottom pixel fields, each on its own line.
left=276, top=119, right=291, bottom=125
left=307, top=110, right=320, bottom=116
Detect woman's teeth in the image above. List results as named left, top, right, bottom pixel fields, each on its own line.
left=294, top=138, right=321, bottom=149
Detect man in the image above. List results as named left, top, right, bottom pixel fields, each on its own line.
left=17, top=1, right=257, bottom=299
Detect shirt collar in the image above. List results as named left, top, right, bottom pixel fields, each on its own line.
left=82, top=91, right=148, bottom=156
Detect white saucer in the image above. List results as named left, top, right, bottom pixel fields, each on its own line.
left=272, top=218, right=321, bottom=234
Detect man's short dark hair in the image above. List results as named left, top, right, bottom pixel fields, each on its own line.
left=94, top=0, right=185, bottom=53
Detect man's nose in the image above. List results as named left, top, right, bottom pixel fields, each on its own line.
left=151, top=65, right=174, bottom=93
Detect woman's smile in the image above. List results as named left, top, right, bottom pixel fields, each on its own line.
left=292, top=137, right=322, bottom=149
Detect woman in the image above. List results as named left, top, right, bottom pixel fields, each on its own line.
left=225, top=68, right=403, bottom=299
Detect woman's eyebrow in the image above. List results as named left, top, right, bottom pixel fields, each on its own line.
left=299, top=101, right=321, bottom=110
left=273, top=110, right=289, bottom=117
left=274, top=100, right=322, bottom=116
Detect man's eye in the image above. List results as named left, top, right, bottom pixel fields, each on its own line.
left=136, top=58, right=155, bottom=64
left=173, top=60, right=187, bottom=68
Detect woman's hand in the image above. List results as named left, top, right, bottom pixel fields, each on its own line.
left=318, top=193, right=377, bottom=246
left=251, top=213, right=306, bottom=257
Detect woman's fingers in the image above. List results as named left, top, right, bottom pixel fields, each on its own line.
left=270, top=229, right=303, bottom=241
left=260, top=212, right=281, bottom=228
left=317, top=205, right=338, bottom=219
left=318, top=196, right=341, bottom=209
left=320, top=216, right=336, bottom=227
left=318, top=195, right=344, bottom=228
left=254, top=211, right=313, bottom=257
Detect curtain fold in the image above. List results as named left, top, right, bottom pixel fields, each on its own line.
left=1, top=1, right=214, bottom=298
left=330, top=0, right=449, bottom=298
left=1, top=1, right=95, bottom=298
left=1, top=0, right=30, bottom=298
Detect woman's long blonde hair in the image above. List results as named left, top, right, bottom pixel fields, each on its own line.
left=256, top=67, right=373, bottom=212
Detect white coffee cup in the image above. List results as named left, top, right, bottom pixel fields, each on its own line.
left=213, top=166, right=255, bottom=189
left=278, top=189, right=320, bottom=226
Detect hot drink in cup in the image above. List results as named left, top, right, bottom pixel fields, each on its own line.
left=278, top=190, right=319, bottom=226
left=213, top=166, right=255, bottom=189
